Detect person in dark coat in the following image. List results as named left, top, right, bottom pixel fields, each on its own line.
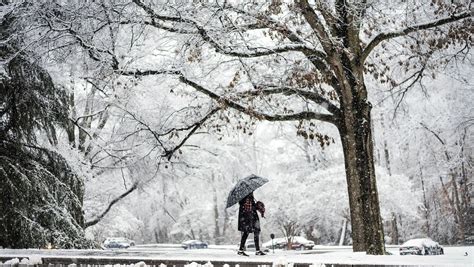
left=237, top=192, right=266, bottom=256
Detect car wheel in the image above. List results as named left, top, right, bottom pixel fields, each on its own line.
left=423, top=247, right=428, bottom=255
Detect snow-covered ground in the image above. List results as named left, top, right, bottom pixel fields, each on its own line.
left=0, top=245, right=472, bottom=266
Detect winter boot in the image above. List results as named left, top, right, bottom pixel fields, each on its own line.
left=237, top=250, right=249, bottom=256
left=255, top=250, right=266, bottom=256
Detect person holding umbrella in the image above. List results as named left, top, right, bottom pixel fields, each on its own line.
left=226, top=174, right=268, bottom=256
left=238, top=192, right=266, bottom=256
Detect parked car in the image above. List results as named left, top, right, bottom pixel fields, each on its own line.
left=245, top=240, right=256, bottom=250
left=244, top=240, right=270, bottom=252
left=181, top=240, right=208, bottom=249
left=399, top=238, right=444, bottom=255
left=291, top=236, right=315, bottom=250
left=262, top=236, right=314, bottom=250
left=262, top=237, right=287, bottom=249
left=103, top=237, right=135, bottom=249
left=465, top=236, right=474, bottom=245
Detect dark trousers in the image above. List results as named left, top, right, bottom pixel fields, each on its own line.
left=239, top=231, right=260, bottom=251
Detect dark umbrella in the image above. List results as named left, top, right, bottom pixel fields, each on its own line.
left=226, top=174, right=269, bottom=208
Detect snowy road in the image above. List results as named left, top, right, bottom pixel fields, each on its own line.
left=0, top=245, right=472, bottom=266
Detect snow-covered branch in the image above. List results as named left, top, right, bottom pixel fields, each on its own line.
left=236, top=86, right=340, bottom=116
left=85, top=181, right=139, bottom=228
left=298, top=0, right=335, bottom=54
left=132, top=0, right=326, bottom=60
left=179, top=74, right=336, bottom=124
left=162, top=107, right=220, bottom=160
left=361, top=11, right=472, bottom=63
left=120, top=69, right=337, bottom=125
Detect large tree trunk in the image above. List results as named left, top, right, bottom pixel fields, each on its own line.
left=337, top=89, right=385, bottom=255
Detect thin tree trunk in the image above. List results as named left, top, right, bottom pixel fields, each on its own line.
left=451, top=173, right=466, bottom=242
left=460, top=149, right=470, bottom=242
left=420, top=167, right=431, bottom=237
left=391, top=212, right=399, bottom=245
left=380, top=118, right=391, bottom=176
left=154, top=230, right=159, bottom=243
left=188, top=219, right=196, bottom=240
left=383, top=141, right=391, bottom=176
left=281, top=221, right=298, bottom=250
left=339, top=219, right=347, bottom=246
left=222, top=208, right=230, bottom=240
left=212, top=173, right=220, bottom=244
left=78, top=88, right=96, bottom=152
left=66, top=92, right=76, bottom=147
left=85, top=109, right=109, bottom=156
left=398, top=214, right=404, bottom=242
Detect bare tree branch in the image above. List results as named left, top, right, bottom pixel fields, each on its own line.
left=236, top=85, right=341, bottom=116
left=120, top=69, right=337, bottom=125
left=72, top=106, right=109, bottom=124
left=419, top=122, right=446, bottom=146
left=419, top=122, right=451, bottom=162
left=120, top=69, right=181, bottom=76
left=85, top=181, right=139, bottom=228
left=361, top=11, right=472, bottom=63
left=113, top=99, right=221, bottom=159
left=177, top=74, right=336, bottom=124
left=132, top=0, right=325, bottom=59
left=393, top=65, right=427, bottom=114
left=39, top=12, right=120, bottom=69
left=132, top=0, right=185, bottom=23
left=163, top=107, right=220, bottom=160
left=297, top=0, right=335, bottom=54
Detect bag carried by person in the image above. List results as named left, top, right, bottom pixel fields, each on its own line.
left=256, top=201, right=265, bottom=218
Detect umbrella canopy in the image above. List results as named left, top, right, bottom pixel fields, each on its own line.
left=226, top=174, right=269, bottom=208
